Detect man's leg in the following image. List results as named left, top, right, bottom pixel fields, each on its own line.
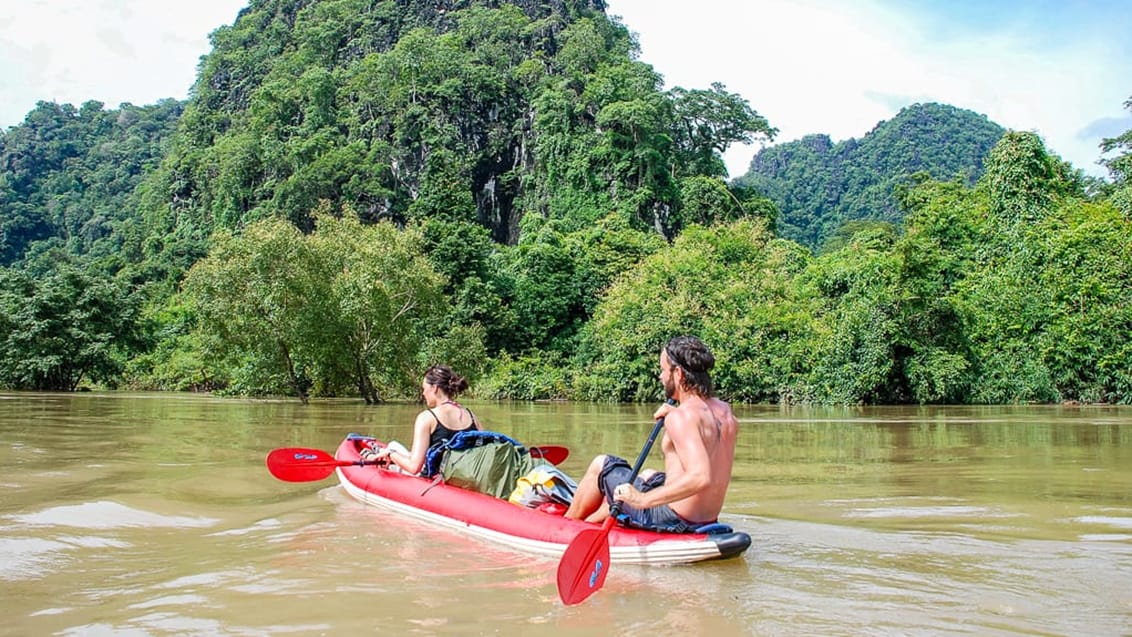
left=585, top=468, right=657, bottom=523
left=564, top=454, right=607, bottom=520
left=583, top=498, right=611, bottom=524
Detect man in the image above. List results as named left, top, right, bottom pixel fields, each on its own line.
left=564, top=336, right=738, bottom=532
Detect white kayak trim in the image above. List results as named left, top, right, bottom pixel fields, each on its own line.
left=336, top=467, right=740, bottom=565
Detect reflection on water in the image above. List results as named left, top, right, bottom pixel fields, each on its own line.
left=9, top=501, right=218, bottom=530
left=1, top=392, right=1131, bottom=635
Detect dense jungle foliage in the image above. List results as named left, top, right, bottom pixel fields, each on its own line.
left=1, top=0, right=1130, bottom=404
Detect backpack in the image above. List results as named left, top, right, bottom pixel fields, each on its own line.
left=423, top=430, right=537, bottom=499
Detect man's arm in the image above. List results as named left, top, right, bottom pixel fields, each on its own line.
left=620, top=408, right=711, bottom=509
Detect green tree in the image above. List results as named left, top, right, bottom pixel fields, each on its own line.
left=496, top=216, right=586, bottom=353
left=676, top=175, right=745, bottom=228
left=160, top=210, right=462, bottom=403
left=980, top=130, right=1084, bottom=229
left=799, top=227, right=903, bottom=403
left=564, top=211, right=665, bottom=316
left=182, top=218, right=317, bottom=402
left=578, top=218, right=813, bottom=403
left=1034, top=201, right=1132, bottom=402
left=0, top=260, right=141, bottom=390
left=888, top=179, right=979, bottom=403
left=307, top=213, right=450, bottom=403
left=419, top=217, right=514, bottom=354
left=1100, top=95, right=1132, bottom=216
left=955, top=133, right=1118, bottom=403
left=668, top=82, right=776, bottom=178
left=123, top=295, right=226, bottom=392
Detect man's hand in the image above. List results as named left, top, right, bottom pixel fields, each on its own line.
left=613, top=482, right=639, bottom=505
left=652, top=399, right=676, bottom=421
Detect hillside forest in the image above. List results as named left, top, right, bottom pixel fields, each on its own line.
left=1, top=0, right=1130, bottom=405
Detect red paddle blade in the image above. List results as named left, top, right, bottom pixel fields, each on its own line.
left=266, top=447, right=342, bottom=482
left=556, top=517, right=615, bottom=605
left=530, top=445, right=569, bottom=465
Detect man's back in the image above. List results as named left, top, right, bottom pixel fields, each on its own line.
left=662, top=395, right=738, bottom=524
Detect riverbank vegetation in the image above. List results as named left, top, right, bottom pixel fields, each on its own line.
left=1, top=1, right=1129, bottom=404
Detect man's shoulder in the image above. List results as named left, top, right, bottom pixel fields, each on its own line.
left=673, top=398, right=717, bottom=426
left=705, top=396, right=732, bottom=412
left=665, top=403, right=700, bottom=427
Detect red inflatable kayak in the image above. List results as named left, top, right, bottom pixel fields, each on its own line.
left=333, top=436, right=752, bottom=565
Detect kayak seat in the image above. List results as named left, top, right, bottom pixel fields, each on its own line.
left=693, top=523, right=734, bottom=535
left=612, top=514, right=734, bottom=535
left=346, top=433, right=381, bottom=456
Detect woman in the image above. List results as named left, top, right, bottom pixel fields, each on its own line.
left=361, top=365, right=481, bottom=474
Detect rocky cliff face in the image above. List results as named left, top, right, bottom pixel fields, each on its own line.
left=162, top=0, right=616, bottom=247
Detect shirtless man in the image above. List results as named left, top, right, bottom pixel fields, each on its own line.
left=564, top=336, right=738, bottom=531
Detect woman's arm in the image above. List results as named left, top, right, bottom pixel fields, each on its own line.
left=387, top=411, right=433, bottom=474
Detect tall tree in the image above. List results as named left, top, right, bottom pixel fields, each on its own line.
left=182, top=218, right=317, bottom=402
left=577, top=218, right=812, bottom=402
left=0, top=259, right=141, bottom=390
left=668, top=82, right=776, bottom=178
left=1100, top=95, right=1132, bottom=216
left=980, top=130, right=1084, bottom=229
left=307, top=213, right=449, bottom=403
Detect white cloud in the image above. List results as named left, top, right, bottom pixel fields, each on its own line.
left=0, top=0, right=245, bottom=126
left=2, top=0, right=1127, bottom=181
left=605, top=0, right=1130, bottom=178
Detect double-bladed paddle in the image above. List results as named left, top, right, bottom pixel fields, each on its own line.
left=555, top=413, right=667, bottom=605
left=529, top=445, right=569, bottom=464
left=266, top=444, right=570, bottom=482
left=266, top=447, right=381, bottom=482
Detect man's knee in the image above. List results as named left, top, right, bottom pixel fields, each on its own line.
left=587, top=454, right=608, bottom=474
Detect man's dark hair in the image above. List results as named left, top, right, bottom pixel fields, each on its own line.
left=665, top=336, right=715, bottom=397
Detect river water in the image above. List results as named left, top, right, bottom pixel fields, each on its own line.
left=2, top=392, right=1130, bottom=636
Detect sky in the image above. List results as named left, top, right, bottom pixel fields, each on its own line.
left=2, top=0, right=1130, bottom=179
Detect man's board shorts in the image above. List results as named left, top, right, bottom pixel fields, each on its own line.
left=598, top=455, right=714, bottom=533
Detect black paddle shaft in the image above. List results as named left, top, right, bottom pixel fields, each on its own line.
left=609, top=398, right=675, bottom=517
